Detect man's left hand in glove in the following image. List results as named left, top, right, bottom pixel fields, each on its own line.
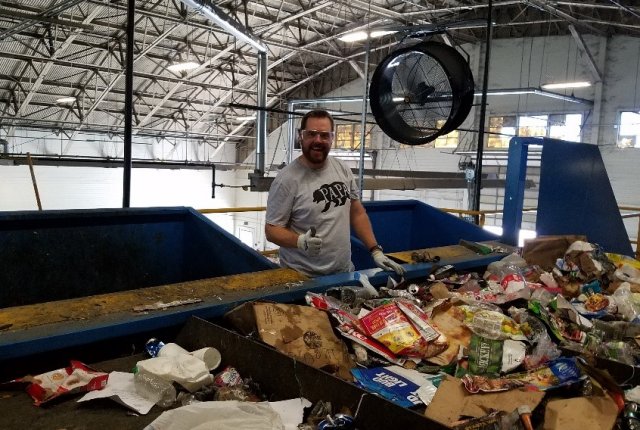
left=371, top=248, right=406, bottom=276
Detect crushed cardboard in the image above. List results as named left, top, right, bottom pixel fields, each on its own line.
left=425, top=376, right=545, bottom=428
left=542, top=395, right=618, bottom=430
left=428, top=301, right=472, bottom=366
left=523, top=235, right=586, bottom=270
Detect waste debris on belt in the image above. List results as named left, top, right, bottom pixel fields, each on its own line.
left=273, top=237, right=639, bottom=430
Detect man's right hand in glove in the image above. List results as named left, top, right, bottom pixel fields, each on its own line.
left=297, top=228, right=322, bottom=256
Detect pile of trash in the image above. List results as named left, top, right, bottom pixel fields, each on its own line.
left=280, top=238, right=640, bottom=430
left=4, top=336, right=347, bottom=429
left=4, top=235, right=639, bottom=430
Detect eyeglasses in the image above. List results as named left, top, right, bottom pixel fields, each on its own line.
left=299, top=129, right=335, bottom=141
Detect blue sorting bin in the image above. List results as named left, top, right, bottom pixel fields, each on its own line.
left=0, top=207, right=276, bottom=308
left=351, top=200, right=500, bottom=270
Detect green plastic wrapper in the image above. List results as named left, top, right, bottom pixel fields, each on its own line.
left=468, top=334, right=502, bottom=376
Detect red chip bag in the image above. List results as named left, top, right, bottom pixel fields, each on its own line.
left=17, top=360, right=108, bottom=406
left=359, top=303, right=428, bottom=357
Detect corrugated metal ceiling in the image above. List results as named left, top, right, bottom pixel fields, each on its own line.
left=0, top=0, right=636, bottom=146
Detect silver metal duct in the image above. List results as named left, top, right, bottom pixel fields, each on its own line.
left=255, top=51, right=267, bottom=174
left=181, top=0, right=268, bottom=174
left=180, top=0, right=267, bottom=53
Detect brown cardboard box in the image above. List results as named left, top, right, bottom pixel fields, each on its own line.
left=523, top=235, right=587, bottom=269
left=227, top=302, right=355, bottom=381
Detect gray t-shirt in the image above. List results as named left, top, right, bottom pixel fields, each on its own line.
left=266, top=156, right=360, bottom=277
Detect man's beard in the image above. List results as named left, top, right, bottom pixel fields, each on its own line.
left=302, top=143, right=329, bottom=165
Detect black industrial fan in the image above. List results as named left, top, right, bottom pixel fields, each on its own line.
left=369, top=41, right=475, bottom=145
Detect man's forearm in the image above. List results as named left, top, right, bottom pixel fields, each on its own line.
left=265, top=224, right=300, bottom=248
left=351, top=210, right=377, bottom=250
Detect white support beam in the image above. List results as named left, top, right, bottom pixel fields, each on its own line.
left=568, top=24, right=602, bottom=82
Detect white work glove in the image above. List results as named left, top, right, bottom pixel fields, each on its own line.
left=297, top=228, right=322, bottom=256
left=372, top=249, right=406, bottom=276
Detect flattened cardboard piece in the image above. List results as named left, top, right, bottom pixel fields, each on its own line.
left=425, top=376, right=544, bottom=428
left=542, top=395, right=618, bottom=430
left=522, top=235, right=587, bottom=269
left=428, top=302, right=472, bottom=366
left=252, top=302, right=355, bottom=380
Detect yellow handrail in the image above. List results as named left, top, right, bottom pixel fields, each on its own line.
left=199, top=206, right=266, bottom=214
left=198, top=205, right=639, bottom=260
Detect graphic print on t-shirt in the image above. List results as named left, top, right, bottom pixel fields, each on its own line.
left=312, top=181, right=350, bottom=212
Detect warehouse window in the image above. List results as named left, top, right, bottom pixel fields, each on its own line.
left=549, top=113, right=582, bottom=142
left=488, top=116, right=516, bottom=148
left=518, top=115, right=548, bottom=137
left=335, top=123, right=373, bottom=150
left=618, top=111, right=640, bottom=148
left=487, top=113, right=582, bottom=149
left=434, top=119, right=459, bottom=148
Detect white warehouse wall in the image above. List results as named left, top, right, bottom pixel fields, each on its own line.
left=0, top=164, right=238, bottom=232
left=0, top=131, right=241, bottom=232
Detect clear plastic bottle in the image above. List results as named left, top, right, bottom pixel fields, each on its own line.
left=133, top=369, right=176, bottom=408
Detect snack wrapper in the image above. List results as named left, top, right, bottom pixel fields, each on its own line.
left=459, top=306, right=527, bottom=341
left=506, top=357, right=583, bottom=390
left=359, top=303, right=428, bottom=357
left=213, top=366, right=243, bottom=387
left=468, top=335, right=502, bottom=376
left=337, top=323, right=406, bottom=365
left=14, top=360, right=108, bottom=406
left=307, top=292, right=366, bottom=332
left=528, top=300, right=586, bottom=343
left=396, top=300, right=441, bottom=342
left=461, top=374, right=525, bottom=393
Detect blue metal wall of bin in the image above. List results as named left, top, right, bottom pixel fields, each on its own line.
left=0, top=207, right=276, bottom=308
left=351, top=200, right=500, bottom=270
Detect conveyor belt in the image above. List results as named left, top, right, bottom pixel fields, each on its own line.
left=0, top=246, right=510, bottom=361
left=387, top=241, right=512, bottom=264
left=0, top=268, right=306, bottom=332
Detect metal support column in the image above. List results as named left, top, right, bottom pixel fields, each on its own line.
left=472, top=0, right=493, bottom=223
left=501, top=137, right=529, bottom=246
left=122, top=0, right=135, bottom=207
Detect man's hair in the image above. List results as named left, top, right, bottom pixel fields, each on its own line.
left=300, top=109, right=334, bottom=131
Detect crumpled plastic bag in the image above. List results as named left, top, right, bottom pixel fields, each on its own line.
left=615, top=264, right=640, bottom=284
left=136, top=355, right=213, bottom=393
left=144, top=400, right=285, bottom=430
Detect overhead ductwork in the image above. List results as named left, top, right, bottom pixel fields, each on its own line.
left=180, top=0, right=268, bottom=177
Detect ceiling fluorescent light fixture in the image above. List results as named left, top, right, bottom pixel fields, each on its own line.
left=56, top=96, right=76, bottom=104
left=476, top=89, right=534, bottom=96
left=371, top=30, right=397, bottom=38
left=167, top=61, right=200, bottom=74
left=472, top=88, right=592, bottom=105
left=234, top=115, right=256, bottom=122
left=541, top=81, right=591, bottom=90
left=338, top=30, right=397, bottom=42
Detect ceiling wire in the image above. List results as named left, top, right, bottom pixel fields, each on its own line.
left=607, top=0, right=640, bottom=20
